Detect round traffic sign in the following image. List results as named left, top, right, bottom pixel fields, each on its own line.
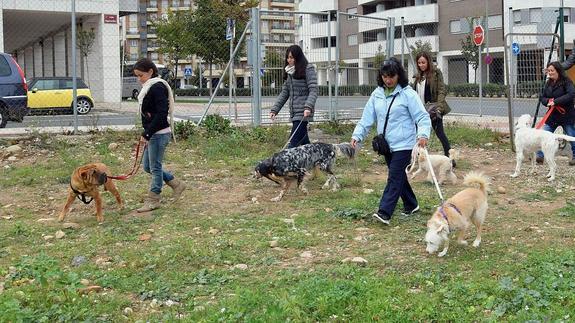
left=473, top=25, right=485, bottom=46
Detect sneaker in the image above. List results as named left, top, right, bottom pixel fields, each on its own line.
left=401, top=205, right=420, bottom=217
left=372, top=213, right=390, bottom=225
left=570, top=159, right=575, bottom=166
left=536, top=156, right=544, bottom=165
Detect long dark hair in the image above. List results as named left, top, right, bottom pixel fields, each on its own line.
left=133, top=58, right=159, bottom=78
left=414, top=51, right=435, bottom=89
left=377, top=57, right=409, bottom=88
left=546, top=61, right=568, bottom=87
left=283, top=44, right=308, bottom=80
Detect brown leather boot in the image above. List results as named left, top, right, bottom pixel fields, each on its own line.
left=166, top=178, right=186, bottom=200
left=136, top=192, right=161, bottom=213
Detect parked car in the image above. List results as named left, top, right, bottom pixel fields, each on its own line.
left=0, top=52, right=28, bottom=128
left=27, top=77, right=94, bottom=114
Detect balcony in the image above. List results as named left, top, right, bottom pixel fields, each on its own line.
left=358, top=35, right=439, bottom=59
left=358, top=3, right=438, bottom=33
left=147, top=7, right=158, bottom=12
left=261, top=12, right=293, bottom=21
left=270, top=0, right=295, bottom=9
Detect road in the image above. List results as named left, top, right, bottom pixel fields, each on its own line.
left=1, top=96, right=546, bottom=134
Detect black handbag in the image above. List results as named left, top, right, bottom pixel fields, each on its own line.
left=372, top=94, right=398, bottom=157
left=425, top=102, right=442, bottom=121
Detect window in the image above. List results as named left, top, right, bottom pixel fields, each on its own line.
left=148, top=0, right=157, bottom=7
left=530, top=8, right=541, bottom=23
left=150, top=52, right=159, bottom=60
left=33, top=79, right=59, bottom=90
left=449, top=20, right=461, bottom=34
left=161, top=0, right=169, bottom=9
left=488, top=15, right=502, bottom=29
left=0, top=56, right=10, bottom=76
left=347, top=7, right=357, bottom=20
left=513, top=10, right=521, bottom=24
left=130, top=40, right=138, bottom=47
left=564, top=8, right=570, bottom=23
left=130, top=53, right=139, bottom=60
left=347, top=34, right=358, bottom=46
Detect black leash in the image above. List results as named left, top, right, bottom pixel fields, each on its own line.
left=70, top=182, right=94, bottom=205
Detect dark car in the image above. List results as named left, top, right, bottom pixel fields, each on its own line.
left=0, top=52, right=28, bottom=128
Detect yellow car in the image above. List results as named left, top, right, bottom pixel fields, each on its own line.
left=27, top=77, right=94, bottom=114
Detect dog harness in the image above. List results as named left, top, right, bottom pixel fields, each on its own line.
left=438, top=202, right=462, bottom=233
left=70, top=182, right=94, bottom=205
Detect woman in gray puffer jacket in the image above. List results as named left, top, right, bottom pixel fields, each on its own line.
left=270, top=45, right=318, bottom=148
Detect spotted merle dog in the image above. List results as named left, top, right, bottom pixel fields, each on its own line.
left=254, top=143, right=355, bottom=202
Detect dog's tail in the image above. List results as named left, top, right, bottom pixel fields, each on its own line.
left=463, top=172, right=490, bottom=195
left=334, top=143, right=356, bottom=159
left=554, top=134, right=575, bottom=142
left=448, top=148, right=459, bottom=161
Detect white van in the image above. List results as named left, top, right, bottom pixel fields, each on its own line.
left=122, top=64, right=172, bottom=99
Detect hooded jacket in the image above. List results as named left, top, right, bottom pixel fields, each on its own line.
left=352, top=85, right=431, bottom=152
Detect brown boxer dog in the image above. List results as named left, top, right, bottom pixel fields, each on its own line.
left=59, top=163, right=123, bottom=223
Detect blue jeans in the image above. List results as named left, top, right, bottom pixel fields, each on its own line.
left=142, top=133, right=174, bottom=194
left=536, top=123, right=575, bottom=158
left=288, top=120, right=310, bottom=148
left=377, top=150, right=418, bottom=219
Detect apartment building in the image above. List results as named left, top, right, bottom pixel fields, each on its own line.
left=121, top=0, right=194, bottom=88
left=3, top=0, right=137, bottom=103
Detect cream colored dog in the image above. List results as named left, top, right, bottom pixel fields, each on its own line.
left=409, top=148, right=458, bottom=185
left=511, top=114, right=575, bottom=181
left=424, top=172, right=489, bottom=257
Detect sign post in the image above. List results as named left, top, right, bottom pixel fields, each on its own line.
left=473, top=24, right=485, bottom=117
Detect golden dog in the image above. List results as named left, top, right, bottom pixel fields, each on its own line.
left=59, top=163, right=123, bottom=223
left=424, top=172, right=489, bottom=257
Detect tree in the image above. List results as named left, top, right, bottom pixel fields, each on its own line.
left=460, top=17, right=481, bottom=83
left=76, top=28, right=95, bottom=84
left=188, top=0, right=256, bottom=94
left=373, top=44, right=386, bottom=68
left=154, top=9, right=193, bottom=90
left=409, top=40, right=433, bottom=60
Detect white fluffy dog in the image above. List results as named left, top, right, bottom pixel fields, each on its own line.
left=425, top=172, right=489, bottom=257
left=511, top=114, right=575, bottom=181
left=409, top=148, right=458, bottom=185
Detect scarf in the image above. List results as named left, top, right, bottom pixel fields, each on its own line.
left=285, top=65, right=295, bottom=75
left=138, top=77, right=176, bottom=142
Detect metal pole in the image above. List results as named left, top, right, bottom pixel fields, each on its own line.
left=327, top=11, right=333, bottom=120
left=560, top=2, right=565, bottom=61
left=71, top=0, right=78, bottom=134
left=335, top=11, right=340, bottom=118
left=387, top=17, right=395, bottom=58
left=485, top=0, right=489, bottom=83
left=229, top=19, right=233, bottom=121
left=401, top=17, right=405, bottom=68
left=506, top=7, right=515, bottom=151
left=198, top=57, right=202, bottom=91
left=198, top=20, right=251, bottom=126
left=478, top=17, right=483, bottom=117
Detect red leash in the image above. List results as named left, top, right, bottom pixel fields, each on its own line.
left=535, top=98, right=566, bottom=129
left=108, top=140, right=147, bottom=180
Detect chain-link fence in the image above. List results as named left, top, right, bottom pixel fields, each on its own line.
left=1, top=2, right=573, bottom=136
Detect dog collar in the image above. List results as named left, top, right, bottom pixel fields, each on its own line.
left=438, top=202, right=462, bottom=232
left=70, top=182, right=94, bottom=205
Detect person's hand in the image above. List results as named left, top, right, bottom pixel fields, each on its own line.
left=350, top=138, right=358, bottom=149
left=140, top=136, right=148, bottom=143
left=269, top=112, right=276, bottom=121
left=548, top=98, right=555, bottom=107
left=303, top=109, right=312, bottom=118
left=417, top=137, right=428, bottom=148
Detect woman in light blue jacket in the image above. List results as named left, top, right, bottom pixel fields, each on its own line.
left=351, top=57, right=431, bottom=225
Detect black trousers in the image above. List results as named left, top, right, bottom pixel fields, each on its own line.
left=377, top=150, right=418, bottom=219
left=432, top=117, right=451, bottom=157
left=288, top=120, right=310, bottom=148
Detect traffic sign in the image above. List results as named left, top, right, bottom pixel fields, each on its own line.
left=226, top=18, right=235, bottom=41
left=473, top=25, right=484, bottom=46
left=511, top=42, right=520, bottom=56
left=184, top=67, right=193, bottom=77
left=484, top=54, right=493, bottom=65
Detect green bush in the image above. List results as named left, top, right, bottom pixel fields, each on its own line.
left=173, top=120, right=197, bottom=140
left=201, top=114, right=233, bottom=137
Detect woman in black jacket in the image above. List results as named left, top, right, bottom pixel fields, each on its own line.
left=537, top=61, right=575, bottom=165
left=133, top=58, right=186, bottom=212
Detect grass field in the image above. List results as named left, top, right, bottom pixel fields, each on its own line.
left=0, top=118, right=574, bottom=321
